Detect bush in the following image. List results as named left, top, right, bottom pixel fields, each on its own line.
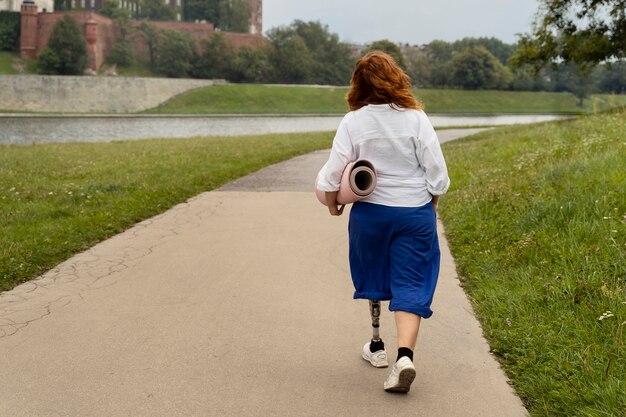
left=153, top=29, right=194, bottom=77
left=449, top=46, right=510, bottom=90
left=37, top=15, right=87, bottom=75
left=0, top=11, right=20, bottom=52
left=106, top=40, right=133, bottom=67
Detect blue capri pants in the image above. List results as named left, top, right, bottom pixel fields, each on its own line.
left=348, top=201, right=440, bottom=318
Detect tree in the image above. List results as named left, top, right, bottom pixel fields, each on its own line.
left=153, top=29, right=194, bottom=77
left=0, top=11, right=20, bottom=52
left=231, top=46, right=273, bottom=82
left=291, top=20, right=353, bottom=85
left=139, top=0, right=176, bottom=21
left=137, top=22, right=159, bottom=66
left=192, top=33, right=236, bottom=79
left=552, top=63, right=597, bottom=105
left=405, top=46, right=432, bottom=88
left=184, top=0, right=250, bottom=32
left=597, top=61, right=626, bottom=93
left=425, top=40, right=454, bottom=87
left=449, top=46, right=510, bottom=90
left=364, top=39, right=407, bottom=70
left=452, top=37, right=516, bottom=65
left=106, top=40, right=133, bottom=67
left=266, top=20, right=354, bottom=85
left=37, top=15, right=87, bottom=75
left=98, top=0, right=131, bottom=20
left=267, top=28, right=314, bottom=83
left=510, top=0, right=626, bottom=72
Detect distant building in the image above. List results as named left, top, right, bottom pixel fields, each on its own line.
left=19, top=0, right=266, bottom=72
left=1, top=0, right=52, bottom=12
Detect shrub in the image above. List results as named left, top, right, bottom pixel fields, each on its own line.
left=106, top=40, right=132, bottom=67
left=37, top=15, right=87, bottom=75
left=0, top=11, right=20, bottom=52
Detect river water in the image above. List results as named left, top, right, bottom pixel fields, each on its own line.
left=0, top=114, right=571, bottom=145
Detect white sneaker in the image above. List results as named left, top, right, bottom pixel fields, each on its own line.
left=383, top=357, right=416, bottom=393
left=362, top=342, right=389, bottom=368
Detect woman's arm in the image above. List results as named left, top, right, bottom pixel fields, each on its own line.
left=325, top=191, right=345, bottom=216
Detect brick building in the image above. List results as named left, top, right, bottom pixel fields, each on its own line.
left=1, top=0, right=52, bottom=11
left=19, top=0, right=265, bottom=72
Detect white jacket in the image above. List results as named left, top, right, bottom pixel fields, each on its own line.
left=317, top=104, right=450, bottom=207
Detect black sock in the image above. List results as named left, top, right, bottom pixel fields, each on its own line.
left=369, top=339, right=385, bottom=352
left=397, top=347, right=413, bottom=362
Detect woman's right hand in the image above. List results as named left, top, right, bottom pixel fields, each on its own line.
left=325, top=191, right=345, bottom=216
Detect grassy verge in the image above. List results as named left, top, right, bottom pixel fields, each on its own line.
left=98, top=58, right=161, bottom=78
left=144, top=83, right=626, bottom=115
left=0, top=132, right=333, bottom=292
left=0, top=51, right=37, bottom=74
left=439, top=108, right=626, bottom=416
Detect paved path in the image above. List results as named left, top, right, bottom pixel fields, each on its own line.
left=0, top=128, right=527, bottom=416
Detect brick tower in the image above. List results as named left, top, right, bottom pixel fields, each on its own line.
left=84, top=15, right=98, bottom=72
left=19, top=0, right=38, bottom=60
left=248, top=0, right=261, bottom=35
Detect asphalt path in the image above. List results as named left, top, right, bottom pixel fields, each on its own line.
left=0, top=128, right=528, bottom=416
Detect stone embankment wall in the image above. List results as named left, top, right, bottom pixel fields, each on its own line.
left=0, top=75, right=218, bottom=112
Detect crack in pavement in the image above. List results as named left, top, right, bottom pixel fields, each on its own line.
left=0, top=194, right=221, bottom=340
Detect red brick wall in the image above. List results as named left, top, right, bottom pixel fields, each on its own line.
left=129, top=21, right=266, bottom=62
left=34, top=12, right=116, bottom=69
left=22, top=11, right=266, bottom=70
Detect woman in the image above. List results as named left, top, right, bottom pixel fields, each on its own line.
left=316, top=51, right=450, bottom=393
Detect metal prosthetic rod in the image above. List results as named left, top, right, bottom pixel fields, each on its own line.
left=369, top=300, right=381, bottom=341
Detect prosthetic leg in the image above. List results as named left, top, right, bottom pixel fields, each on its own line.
left=369, top=300, right=381, bottom=341
left=363, top=300, right=387, bottom=367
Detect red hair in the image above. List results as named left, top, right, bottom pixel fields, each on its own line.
left=347, top=51, right=423, bottom=111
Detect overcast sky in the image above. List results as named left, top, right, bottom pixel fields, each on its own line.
left=262, top=0, right=542, bottom=45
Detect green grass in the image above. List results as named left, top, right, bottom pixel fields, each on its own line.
left=98, top=58, right=161, bottom=78
left=0, top=132, right=333, bottom=292
left=439, top=108, right=626, bottom=416
left=0, top=51, right=37, bottom=74
left=144, top=84, right=626, bottom=115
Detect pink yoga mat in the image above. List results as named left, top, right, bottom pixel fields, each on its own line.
left=315, top=160, right=377, bottom=205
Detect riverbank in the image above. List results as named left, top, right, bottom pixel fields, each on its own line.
left=2, top=76, right=625, bottom=115
left=145, top=84, right=626, bottom=115
left=439, top=108, right=626, bottom=416
left=0, top=114, right=569, bottom=145
left=0, top=132, right=333, bottom=292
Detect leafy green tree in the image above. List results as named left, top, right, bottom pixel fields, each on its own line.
left=37, top=15, right=87, bottom=75
left=291, top=20, right=353, bottom=85
left=425, top=40, right=454, bottom=87
left=364, top=39, right=407, bottom=69
left=231, top=46, right=273, bottom=82
left=267, top=29, right=313, bottom=83
left=597, top=61, right=626, bottom=93
left=404, top=46, right=432, bottom=87
left=449, top=46, right=510, bottom=90
left=106, top=40, right=133, bottom=67
left=452, top=37, right=515, bottom=65
left=192, top=32, right=236, bottom=79
left=0, top=11, right=20, bottom=52
left=98, top=0, right=131, bottom=20
left=552, top=63, right=597, bottom=106
left=139, top=0, right=175, bottom=21
left=266, top=20, right=354, bottom=85
left=184, top=0, right=250, bottom=32
left=153, top=29, right=194, bottom=77
left=510, top=0, right=625, bottom=72
left=137, top=22, right=159, bottom=66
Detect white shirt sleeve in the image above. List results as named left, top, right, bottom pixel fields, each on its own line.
left=416, top=112, right=450, bottom=196
left=316, top=114, right=355, bottom=192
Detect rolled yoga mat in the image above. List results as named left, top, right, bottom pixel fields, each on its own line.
left=315, top=160, right=377, bottom=206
